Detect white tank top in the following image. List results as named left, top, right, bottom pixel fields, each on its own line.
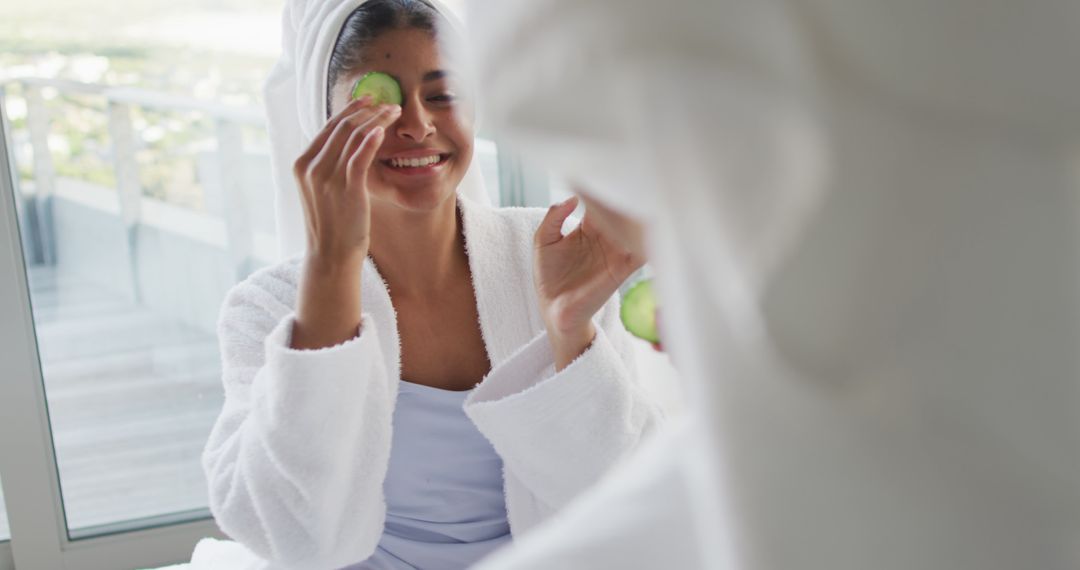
left=345, top=380, right=511, bottom=570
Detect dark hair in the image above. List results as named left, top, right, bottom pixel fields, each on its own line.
left=326, top=0, right=446, bottom=116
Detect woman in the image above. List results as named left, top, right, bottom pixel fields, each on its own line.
left=200, top=1, right=664, bottom=568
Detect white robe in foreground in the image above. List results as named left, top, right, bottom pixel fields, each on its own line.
left=466, top=1, right=1080, bottom=568
left=198, top=197, right=666, bottom=569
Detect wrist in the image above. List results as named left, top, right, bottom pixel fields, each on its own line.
left=548, top=322, right=597, bottom=372
left=306, top=248, right=367, bottom=275
left=294, top=254, right=364, bottom=350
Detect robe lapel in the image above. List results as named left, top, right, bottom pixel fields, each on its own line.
left=356, top=196, right=542, bottom=379
left=459, top=196, right=545, bottom=368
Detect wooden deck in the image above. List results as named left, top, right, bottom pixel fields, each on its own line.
left=0, top=264, right=224, bottom=537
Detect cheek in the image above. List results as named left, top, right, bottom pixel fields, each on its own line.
left=456, top=138, right=474, bottom=166
left=438, top=112, right=472, bottom=151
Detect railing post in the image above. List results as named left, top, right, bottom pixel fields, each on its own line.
left=24, top=85, right=56, bottom=201
left=0, top=84, right=33, bottom=265
left=215, top=118, right=255, bottom=281
left=106, top=100, right=143, bottom=303
left=23, top=83, right=57, bottom=265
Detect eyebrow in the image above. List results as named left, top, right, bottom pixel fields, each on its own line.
left=422, top=70, right=448, bottom=82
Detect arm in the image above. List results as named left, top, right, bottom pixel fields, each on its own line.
left=464, top=294, right=664, bottom=512
left=201, top=279, right=396, bottom=569
left=532, top=195, right=646, bottom=369
left=201, top=97, right=402, bottom=568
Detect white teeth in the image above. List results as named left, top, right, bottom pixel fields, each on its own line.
left=390, top=155, right=441, bottom=168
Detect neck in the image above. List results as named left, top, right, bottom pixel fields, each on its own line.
left=368, top=195, right=468, bottom=298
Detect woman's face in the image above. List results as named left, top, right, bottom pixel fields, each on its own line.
left=329, top=27, right=473, bottom=213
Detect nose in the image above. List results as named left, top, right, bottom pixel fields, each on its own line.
left=393, top=99, right=436, bottom=142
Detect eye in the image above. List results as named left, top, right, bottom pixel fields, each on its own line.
left=428, top=93, right=456, bottom=104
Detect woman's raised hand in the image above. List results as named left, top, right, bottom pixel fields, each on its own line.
left=293, top=96, right=401, bottom=264
left=533, top=196, right=646, bottom=370
left=290, top=97, right=401, bottom=350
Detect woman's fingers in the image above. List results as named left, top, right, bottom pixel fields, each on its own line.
left=346, top=126, right=387, bottom=187
left=585, top=213, right=646, bottom=274
left=535, top=196, right=580, bottom=247
left=313, top=104, right=397, bottom=176
left=339, top=105, right=400, bottom=170
left=295, top=96, right=372, bottom=171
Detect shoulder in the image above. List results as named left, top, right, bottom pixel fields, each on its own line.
left=217, top=256, right=304, bottom=334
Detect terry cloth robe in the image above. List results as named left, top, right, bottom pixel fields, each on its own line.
left=199, top=195, right=665, bottom=570
left=465, top=0, right=1080, bottom=569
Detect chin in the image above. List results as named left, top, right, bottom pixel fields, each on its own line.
left=395, top=185, right=456, bottom=211
left=372, top=181, right=458, bottom=213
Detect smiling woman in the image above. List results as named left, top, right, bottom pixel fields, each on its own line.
left=323, top=4, right=474, bottom=215
left=198, top=0, right=666, bottom=569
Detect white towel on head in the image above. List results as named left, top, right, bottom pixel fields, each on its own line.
left=263, top=0, right=490, bottom=261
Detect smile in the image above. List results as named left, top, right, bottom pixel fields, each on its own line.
left=386, top=154, right=449, bottom=169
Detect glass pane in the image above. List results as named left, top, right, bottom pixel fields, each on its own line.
left=0, top=475, right=9, bottom=540
left=2, top=0, right=282, bottom=539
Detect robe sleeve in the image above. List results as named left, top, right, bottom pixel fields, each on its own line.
left=465, top=295, right=664, bottom=511
left=201, top=275, right=396, bottom=569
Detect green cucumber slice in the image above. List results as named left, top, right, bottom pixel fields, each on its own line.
left=351, top=72, right=402, bottom=105
left=621, top=278, right=660, bottom=343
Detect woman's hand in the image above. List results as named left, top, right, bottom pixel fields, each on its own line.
left=534, top=196, right=646, bottom=370
left=290, top=97, right=401, bottom=350
left=294, top=96, right=400, bottom=264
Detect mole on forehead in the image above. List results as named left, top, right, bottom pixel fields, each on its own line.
left=358, top=51, right=393, bottom=65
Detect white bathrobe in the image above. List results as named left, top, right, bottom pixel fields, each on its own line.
left=199, top=195, right=664, bottom=570
left=465, top=0, right=1080, bottom=569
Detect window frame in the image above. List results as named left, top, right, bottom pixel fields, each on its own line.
left=1, top=542, right=12, bottom=570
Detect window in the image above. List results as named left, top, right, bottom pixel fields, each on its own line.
left=1, top=0, right=285, bottom=535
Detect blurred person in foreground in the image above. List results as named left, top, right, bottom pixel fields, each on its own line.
left=464, top=1, right=1080, bottom=568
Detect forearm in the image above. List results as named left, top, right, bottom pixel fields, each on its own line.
left=292, top=253, right=366, bottom=350
left=205, top=329, right=393, bottom=568
left=466, top=325, right=661, bottom=509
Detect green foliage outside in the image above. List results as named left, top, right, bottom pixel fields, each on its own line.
left=1, top=0, right=280, bottom=210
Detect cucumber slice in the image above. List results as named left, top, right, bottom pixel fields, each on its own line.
left=351, top=72, right=403, bottom=105
left=621, top=278, right=660, bottom=344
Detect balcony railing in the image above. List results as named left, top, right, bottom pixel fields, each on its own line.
left=2, top=77, right=274, bottom=296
